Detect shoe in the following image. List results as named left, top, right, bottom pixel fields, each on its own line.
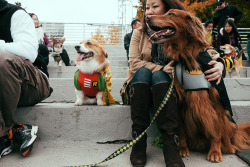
left=8, top=124, right=38, bottom=157
left=0, top=136, right=12, bottom=158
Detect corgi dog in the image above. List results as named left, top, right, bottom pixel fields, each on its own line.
left=51, top=36, right=70, bottom=66
left=74, top=39, right=115, bottom=106
left=208, top=44, right=244, bottom=78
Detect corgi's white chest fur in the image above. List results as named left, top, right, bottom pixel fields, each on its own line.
left=78, top=59, right=104, bottom=74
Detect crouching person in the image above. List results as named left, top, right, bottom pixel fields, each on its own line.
left=0, top=0, right=52, bottom=158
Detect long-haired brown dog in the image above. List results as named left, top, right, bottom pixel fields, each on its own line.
left=146, top=9, right=250, bottom=163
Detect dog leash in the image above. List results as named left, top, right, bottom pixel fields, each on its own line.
left=64, top=69, right=176, bottom=167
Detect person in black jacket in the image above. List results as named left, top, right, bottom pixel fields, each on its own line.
left=124, top=19, right=141, bottom=63
left=213, top=0, right=242, bottom=32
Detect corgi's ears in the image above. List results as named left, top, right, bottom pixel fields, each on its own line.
left=61, top=38, right=66, bottom=44
left=51, top=36, right=56, bottom=42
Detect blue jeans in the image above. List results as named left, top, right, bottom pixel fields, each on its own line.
left=129, top=67, right=171, bottom=89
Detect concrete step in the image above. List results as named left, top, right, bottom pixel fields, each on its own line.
left=4, top=101, right=248, bottom=166
left=0, top=140, right=248, bottom=167
left=15, top=102, right=250, bottom=141
left=44, top=78, right=250, bottom=103
left=47, top=66, right=128, bottom=78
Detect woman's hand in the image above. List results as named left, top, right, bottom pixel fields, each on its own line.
left=162, top=60, right=174, bottom=76
left=204, top=60, right=224, bottom=85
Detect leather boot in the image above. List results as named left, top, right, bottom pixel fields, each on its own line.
left=152, top=82, right=185, bottom=167
left=130, top=131, right=147, bottom=167
left=129, top=82, right=151, bottom=167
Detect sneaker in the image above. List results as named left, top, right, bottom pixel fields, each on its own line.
left=0, top=137, right=12, bottom=158
left=8, top=124, right=38, bottom=157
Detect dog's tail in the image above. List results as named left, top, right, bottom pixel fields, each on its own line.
left=221, top=121, right=250, bottom=154
left=237, top=47, right=246, bottom=67
left=237, top=47, right=245, bottom=60
left=233, top=122, right=250, bottom=150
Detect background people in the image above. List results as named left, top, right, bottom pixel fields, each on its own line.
left=204, top=20, right=216, bottom=48
left=213, top=0, right=242, bottom=32
left=0, top=0, right=52, bottom=158
left=215, top=19, right=246, bottom=60
left=124, top=19, right=141, bottom=64
left=29, top=13, right=52, bottom=65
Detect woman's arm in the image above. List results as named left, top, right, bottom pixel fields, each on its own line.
left=129, top=29, right=162, bottom=74
left=43, top=33, right=52, bottom=47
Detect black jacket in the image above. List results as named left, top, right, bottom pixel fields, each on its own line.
left=124, top=31, right=133, bottom=59
left=213, top=4, right=242, bottom=30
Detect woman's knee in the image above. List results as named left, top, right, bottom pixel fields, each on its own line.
left=131, top=67, right=152, bottom=84
left=152, top=70, right=171, bottom=85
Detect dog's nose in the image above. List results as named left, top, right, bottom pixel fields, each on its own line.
left=146, top=15, right=152, bottom=22
left=75, top=45, right=80, bottom=51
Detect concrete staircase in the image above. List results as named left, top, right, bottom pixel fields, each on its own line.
left=1, top=45, right=250, bottom=167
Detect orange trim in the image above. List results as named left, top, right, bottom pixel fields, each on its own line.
left=22, top=149, right=30, bottom=157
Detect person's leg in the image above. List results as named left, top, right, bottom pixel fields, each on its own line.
left=151, top=70, right=185, bottom=167
left=38, top=44, right=49, bottom=65
left=60, top=49, right=70, bottom=66
left=129, top=67, right=152, bottom=166
left=0, top=52, right=52, bottom=157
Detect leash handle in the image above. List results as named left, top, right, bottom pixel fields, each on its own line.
left=65, top=69, right=176, bottom=167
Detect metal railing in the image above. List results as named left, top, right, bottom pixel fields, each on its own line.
left=41, top=22, right=131, bottom=45
left=41, top=22, right=249, bottom=45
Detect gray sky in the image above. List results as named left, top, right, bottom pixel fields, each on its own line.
left=7, top=0, right=139, bottom=24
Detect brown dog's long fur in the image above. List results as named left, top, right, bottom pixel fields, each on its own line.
left=147, top=9, right=250, bottom=162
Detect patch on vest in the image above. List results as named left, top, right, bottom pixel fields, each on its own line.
left=176, top=63, right=211, bottom=91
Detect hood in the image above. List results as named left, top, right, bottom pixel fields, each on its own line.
left=0, top=0, right=9, bottom=13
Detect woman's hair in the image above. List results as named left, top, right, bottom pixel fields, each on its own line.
left=29, top=13, right=37, bottom=19
left=204, top=20, right=213, bottom=28
left=142, top=0, right=186, bottom=32
left=223, top=19, right=241, bottom=42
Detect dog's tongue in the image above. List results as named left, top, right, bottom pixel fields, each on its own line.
left=149, top=29, right=173, bottom=40
left=77, top=54, right=85, bottom=61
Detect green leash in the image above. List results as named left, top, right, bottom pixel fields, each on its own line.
left=66, top=69, right=176, bottom=167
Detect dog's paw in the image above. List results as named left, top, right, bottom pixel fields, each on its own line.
left=74, top=100, right=84, bottom=106
left=179, top=147, right=190, bottom=157
left=207, top=150, right=223, bottom=162
left=97, top=99, right=104, bottom=106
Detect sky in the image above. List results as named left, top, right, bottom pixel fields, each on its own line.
left=7, top=0, right=139, bottom=24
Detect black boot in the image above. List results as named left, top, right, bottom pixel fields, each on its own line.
left=152, top=82, right=185, bottom=167
left=129, top=82, right=151, bottom=167
left=130, top=131, right=147, bottom=167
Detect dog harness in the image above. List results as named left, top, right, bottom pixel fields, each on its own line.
left=74, top=70, right=105, bottom=97
left=52, top=54, right=61, bottom=62
left=222, top=50, right=237, bottom=59
left=176, top=62, right=211, bottom=91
